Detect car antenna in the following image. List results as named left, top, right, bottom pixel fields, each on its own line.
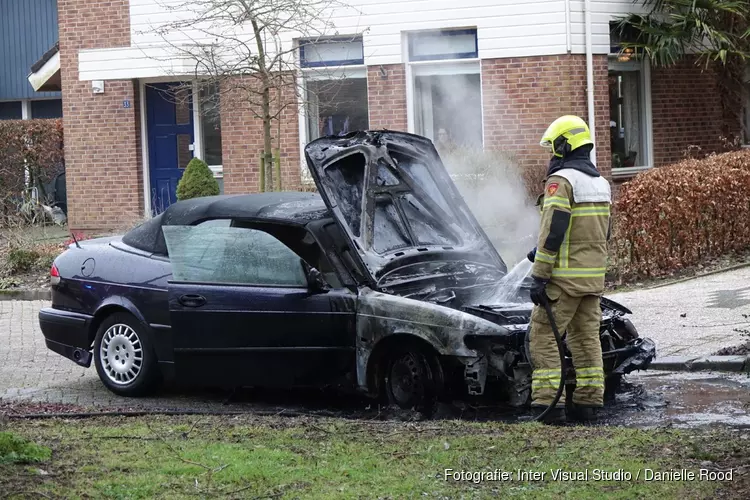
left=70, top=231, right=81, bottom=249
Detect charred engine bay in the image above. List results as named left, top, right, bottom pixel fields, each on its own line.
left=377, top=260, right=655, bottom=391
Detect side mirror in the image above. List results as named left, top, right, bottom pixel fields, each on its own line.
left=301, top=259, right=331, bottom=293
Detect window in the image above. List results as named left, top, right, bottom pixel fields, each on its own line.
left=301, top=37, right=369, bottom=143
left=163, top=225, right=307, bottom=286
left=300, top=38, right=364, bottom=68
left=199, top=83, right=222, bottom=167
left=407, top=29, right=482, bottom=150
left=31, top=99, right=62, bottom=119
left=306, top=78, right=368, bottom=140
left=197, top=82, right=223, bottom=193
left=408, top=29, right=478, bottom=62
left=0, top=101, right=22, bottom=120
left=609, top=66, right=645, bottom=168
left=609, top=22, right=651, bottom=171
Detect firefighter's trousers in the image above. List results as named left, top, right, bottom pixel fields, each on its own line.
left=529, top=283, right=604, bottom=408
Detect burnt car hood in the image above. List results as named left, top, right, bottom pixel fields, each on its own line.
left=304, top=130, right=507, bottom=286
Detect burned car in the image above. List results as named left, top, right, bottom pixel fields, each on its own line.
left=39, top=130, right=655, bottom=412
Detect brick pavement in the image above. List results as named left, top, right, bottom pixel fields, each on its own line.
left=0, top=300, right=121, bottom=407
left=2, top=265, right=750, bottom=410
left=0, top=300, right=245, bottom=411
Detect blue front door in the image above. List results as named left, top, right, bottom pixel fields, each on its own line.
left=146, top=83, right=195, bottom=214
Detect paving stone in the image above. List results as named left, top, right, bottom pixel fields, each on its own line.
left=2, top=272, right=749, bottom=411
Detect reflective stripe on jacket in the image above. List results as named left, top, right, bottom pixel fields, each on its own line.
left=531, top=168, right=611, bottom=297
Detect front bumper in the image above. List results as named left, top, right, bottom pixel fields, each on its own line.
left=38, top=308, right=94, bottom=368
left=610, top=337, right=657, bottom=375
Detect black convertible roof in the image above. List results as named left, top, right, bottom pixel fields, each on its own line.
left=122, top=192, right=330, bottom=255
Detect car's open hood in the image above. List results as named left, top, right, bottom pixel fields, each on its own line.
left=304, top=130, right=507, bottom=285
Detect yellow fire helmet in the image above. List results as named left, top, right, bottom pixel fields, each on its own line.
left=540, top=115, right=593, bottom=157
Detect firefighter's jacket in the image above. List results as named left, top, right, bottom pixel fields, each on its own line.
left=531, top=168, right=612, bottom=297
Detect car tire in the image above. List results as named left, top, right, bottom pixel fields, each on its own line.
left=94, top=312, right=160, bottom=397
left=382, top=346, right=440, bottom=415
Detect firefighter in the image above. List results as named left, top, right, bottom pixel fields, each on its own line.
left=526, top=115, right=612, bottom=423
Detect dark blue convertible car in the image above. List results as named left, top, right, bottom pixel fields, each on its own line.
left=39, top=130, right=655, bottom=412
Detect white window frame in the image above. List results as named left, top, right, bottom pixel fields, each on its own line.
left=296, top=37, right=368, bottom=186
left=403, top=29, right=484, bottom=148
left=608, top=57, right=654, bottom=179
left=193, top=81, right=223, bottom=179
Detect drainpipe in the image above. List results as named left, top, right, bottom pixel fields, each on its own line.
left=584, top=0, right=596, bottom=163
left=564, top=0, right=572, bottom=53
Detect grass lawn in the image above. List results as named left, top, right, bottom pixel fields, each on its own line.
left=1, top=414, right=748, bottom=499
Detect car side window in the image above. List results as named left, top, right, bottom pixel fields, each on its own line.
left=197, top=218, right=231, bottom=227
left=163, top=225, right=307, bottom=287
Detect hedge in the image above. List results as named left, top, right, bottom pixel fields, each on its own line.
left=0, top=119, right=64, bottom=225
left=613, top=149, right=750, bottom=280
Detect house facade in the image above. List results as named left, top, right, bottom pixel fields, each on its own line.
left=49, top=0, right=746, bottom=230
left=0, top=0, right=62, bottom=120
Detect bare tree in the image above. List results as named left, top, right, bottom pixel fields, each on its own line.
left=141, top=0, right=363, bottom=191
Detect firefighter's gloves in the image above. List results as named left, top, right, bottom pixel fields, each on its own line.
left=527, top=247, right=537, bottom=263
left=529, top=276, right=549, bottom=306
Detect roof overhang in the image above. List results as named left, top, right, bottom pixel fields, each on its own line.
left=28, top=42, right=61, bottom=92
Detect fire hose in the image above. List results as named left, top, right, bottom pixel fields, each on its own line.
left=532, top=293, right=567, bottom=423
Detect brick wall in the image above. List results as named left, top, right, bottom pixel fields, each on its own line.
left=220, top=75, right=301, bottom=194
left=367, top=64, right=408, bottom=130
left=59, top=0, right=143, bottom=230
left=651, top=58, right=734, bottom=166
left=482, top=54, right=611, bottom=181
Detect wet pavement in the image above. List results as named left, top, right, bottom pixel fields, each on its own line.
left=602, top=371, right=750, bottom=429
left=608, top=266, right=750, bottom=357
left=3, top=300, right=750, bottom=428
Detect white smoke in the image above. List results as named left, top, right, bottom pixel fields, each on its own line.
left=443, top=148, right=541, bottom=268
left=415, top=70, right=541, bottom=268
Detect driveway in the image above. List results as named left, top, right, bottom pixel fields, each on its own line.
left=609, top=266, right=750, bottom=357
left=0, top=300, right=250, bottom=412
left=1, top=268, right=749, bottom=416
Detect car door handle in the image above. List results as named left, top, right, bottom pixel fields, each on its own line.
left=178, top=294, right=206, bottom=308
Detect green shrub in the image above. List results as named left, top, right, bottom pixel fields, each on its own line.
left=0, top=431, right=51, bottom=464
left=613, top=149, right=750, bottom=280
left=6, top=248, right=41, bottom=274
left=176, top=158, right=220, bottom=201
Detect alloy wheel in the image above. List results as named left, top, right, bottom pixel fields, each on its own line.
left=100, top=323, right=144, bottom=385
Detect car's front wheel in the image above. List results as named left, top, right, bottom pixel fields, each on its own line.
left=382, top=346, right=441, bottom=415
left=94, top=312, right=160, bottom=397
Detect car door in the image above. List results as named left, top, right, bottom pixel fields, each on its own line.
left=162, top=221, right=357, bottom=389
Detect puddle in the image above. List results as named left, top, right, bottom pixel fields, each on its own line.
left=599, top=371, right=750, bottom=429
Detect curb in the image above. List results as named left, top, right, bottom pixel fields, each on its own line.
left=648, top=355, right=750, bottom=373
left=645, top=261, right=750, bottom=290
left=0, top=289, right=52, bottom=301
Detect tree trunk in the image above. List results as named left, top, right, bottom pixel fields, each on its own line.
left=261, top=80, right=274, bottom=192
left=252, top=18, right=274, bottom=192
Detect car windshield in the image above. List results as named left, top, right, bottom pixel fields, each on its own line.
left=377, top=259, right=503, bottom=288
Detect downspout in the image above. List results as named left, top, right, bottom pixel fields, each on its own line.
left=564, top=0, right=572, bottom=53
left=584, top=0, right=596, bottom=162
